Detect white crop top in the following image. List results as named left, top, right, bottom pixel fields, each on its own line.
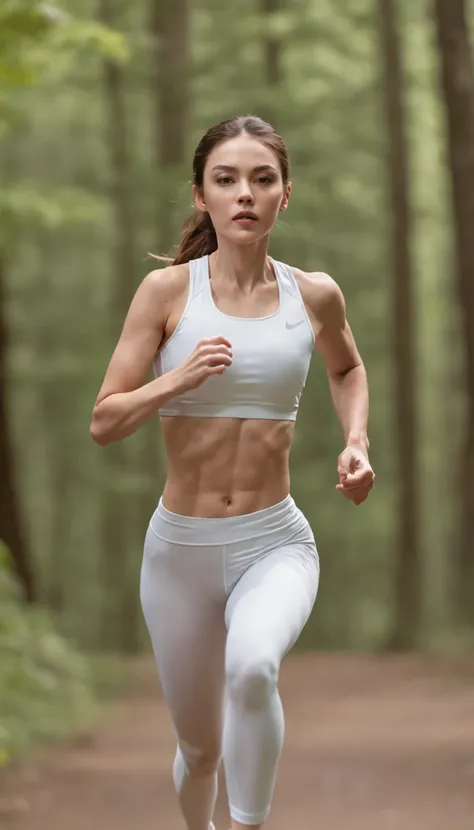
left=153, top=254, right=315, bottom=421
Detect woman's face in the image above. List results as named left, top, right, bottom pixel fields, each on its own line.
left=193, top=133, right=291, bottom=244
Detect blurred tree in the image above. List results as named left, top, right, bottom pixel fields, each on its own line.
left=433, top=0, right=474, bottom=624
left=99, top=0, right=139, bottom=651
left=260, top=0, right=283, bottom=125
left=139, top=0, right=190, bottom=523
left=378, top=0, right=420, bottom=648
left=0, top=0, right=69, bottom=604
left=152, top=0, right=189, bottom=192
left=0, top=251, right=35, bottom=601
left=0, top=0, right=126, bottom=612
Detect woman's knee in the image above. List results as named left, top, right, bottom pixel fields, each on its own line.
left=179, top=739, right=221, bottom=777
left=226, top=652, right=279, bottom=709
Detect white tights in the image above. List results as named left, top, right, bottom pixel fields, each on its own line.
left=140, top=495, right=319, bottom=829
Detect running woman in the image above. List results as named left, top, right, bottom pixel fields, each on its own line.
left=90, top=115, right=375, bottom=830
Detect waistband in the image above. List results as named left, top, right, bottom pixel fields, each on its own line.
left=151, top=494, right=304, bottom=546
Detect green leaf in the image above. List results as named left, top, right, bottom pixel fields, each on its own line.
left=0, top=5, right=57, bottom=42
left=51, top=21, right=130, bottom=63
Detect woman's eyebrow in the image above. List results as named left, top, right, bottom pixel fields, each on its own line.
left=211, top=164, right=278, bottom=174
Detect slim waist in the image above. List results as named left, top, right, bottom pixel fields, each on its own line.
left=151, top=494, right=310, bottom=547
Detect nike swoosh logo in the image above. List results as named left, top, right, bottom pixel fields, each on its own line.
left=286, top=319, right=304, bottom=329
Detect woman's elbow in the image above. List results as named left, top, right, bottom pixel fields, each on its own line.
left=89, top=407, right=110, bottom=446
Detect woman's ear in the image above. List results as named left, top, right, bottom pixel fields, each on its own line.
left=192, top=184, right=206, bottom=212
left=279, top=182, right=292, bottom=211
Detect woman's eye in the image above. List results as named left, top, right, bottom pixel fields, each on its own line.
left=217, top=176, right=273, bottom=185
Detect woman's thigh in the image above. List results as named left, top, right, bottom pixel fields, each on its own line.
left=225, top=543, right=320, bottom=669
left=141, top=527, right=227, bottom=756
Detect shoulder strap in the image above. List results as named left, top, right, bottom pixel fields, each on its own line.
left=188, top=254, right=209, bottom=299
left=273, top=259, right=316, bottom=343
left=271, top=259, right=302, bottom=302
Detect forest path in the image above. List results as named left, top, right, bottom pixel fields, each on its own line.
left=2, top=653, right=474, bottom=830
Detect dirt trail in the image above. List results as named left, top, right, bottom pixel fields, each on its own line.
left=2, top=653, right=474, bottom=830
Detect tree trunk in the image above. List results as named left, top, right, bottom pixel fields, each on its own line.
left=152, top=1, right=189, bottom=172
left=433, top=0, right=474, bottom=623
left=260, top=0, right=283, bottom=125
left=378, top=0, right=420, bottom=649
left=135, top=0, right=190, bottom=540
left=28, top=235, right=71, bottom=614
left=42, top=379, right=76, bottom=613
left=100, top=0, right=139, bottom=652
left=150, top=0, right=189, bottom=252
left=0, top=250, right=36, bottom=602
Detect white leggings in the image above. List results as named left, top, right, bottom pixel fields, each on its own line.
left=140, top=494, right=319, bottom=829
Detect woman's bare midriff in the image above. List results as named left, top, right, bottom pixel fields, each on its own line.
left=160, top=416, right=294, bottom=517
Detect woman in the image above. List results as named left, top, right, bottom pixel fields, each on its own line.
left=90, top=115, right=374, bottom=830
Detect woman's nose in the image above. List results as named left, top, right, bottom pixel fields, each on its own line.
left=237, top=186, right=254, bottom=204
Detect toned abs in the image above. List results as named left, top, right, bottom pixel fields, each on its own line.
left=161, top=415, right=294, bottom=517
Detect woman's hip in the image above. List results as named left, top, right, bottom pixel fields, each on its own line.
left=141, top=495, right=319, bottom=629
left=147, top=493, right=315, bottom=550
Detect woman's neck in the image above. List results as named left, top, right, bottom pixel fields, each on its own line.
left=209, top=237, right=272, bottom=292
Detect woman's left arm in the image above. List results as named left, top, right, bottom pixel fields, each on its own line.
left=297, top=270, right=375, bottom=506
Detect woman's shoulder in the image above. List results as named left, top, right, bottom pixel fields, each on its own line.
left=141, top=261, right=190, bottom=306
left=283, top=265, right=346, bottom=335
left=289, top=265, right=345, bottom=316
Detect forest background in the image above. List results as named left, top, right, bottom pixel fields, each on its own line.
left=1, top=0, right=474, bottom=767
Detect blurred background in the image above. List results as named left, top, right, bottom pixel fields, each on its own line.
left=1, top=0, right=474, bottom=788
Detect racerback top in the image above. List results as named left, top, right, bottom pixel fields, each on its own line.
left=153, top=254, right=314, bottom=421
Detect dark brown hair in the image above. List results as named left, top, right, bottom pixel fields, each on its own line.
left=168, top=115, right=290, bottom=265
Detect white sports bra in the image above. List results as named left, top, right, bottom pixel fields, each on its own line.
left=153, top=254, right=314, bottom=421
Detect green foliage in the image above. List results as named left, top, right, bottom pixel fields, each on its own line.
left=0, top=2, right=58, bottom=85
left=0, top=544, right=97, bottom=768
left=1, top=0, right=470, bottom=663
left=50, top=17, right=129, bottom=62
left=0, top=1, right=129, bottom=74
left=0, top=0, right=128, bottom=263
left=0, top=0, right=128, bottom=138
left=0, top=187, right=108, bottom=249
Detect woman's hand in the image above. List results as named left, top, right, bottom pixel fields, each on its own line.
left=336, top=446, right=375, bottom=506
left=173, top=336, right=233, bottom=393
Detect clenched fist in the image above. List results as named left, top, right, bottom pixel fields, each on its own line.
left=173, top=336, right=233, bottom=394
left=336, top=446, right=375, bottom=506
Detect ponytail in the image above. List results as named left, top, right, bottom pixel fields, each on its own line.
left=149, top=210, right=217, bottom=267
left=171, top=210, right=217, bottom=265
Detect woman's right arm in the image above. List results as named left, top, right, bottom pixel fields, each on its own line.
left=89, top=269, right=178, bottom=445
left=90, top=267, right=233, bottom=446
